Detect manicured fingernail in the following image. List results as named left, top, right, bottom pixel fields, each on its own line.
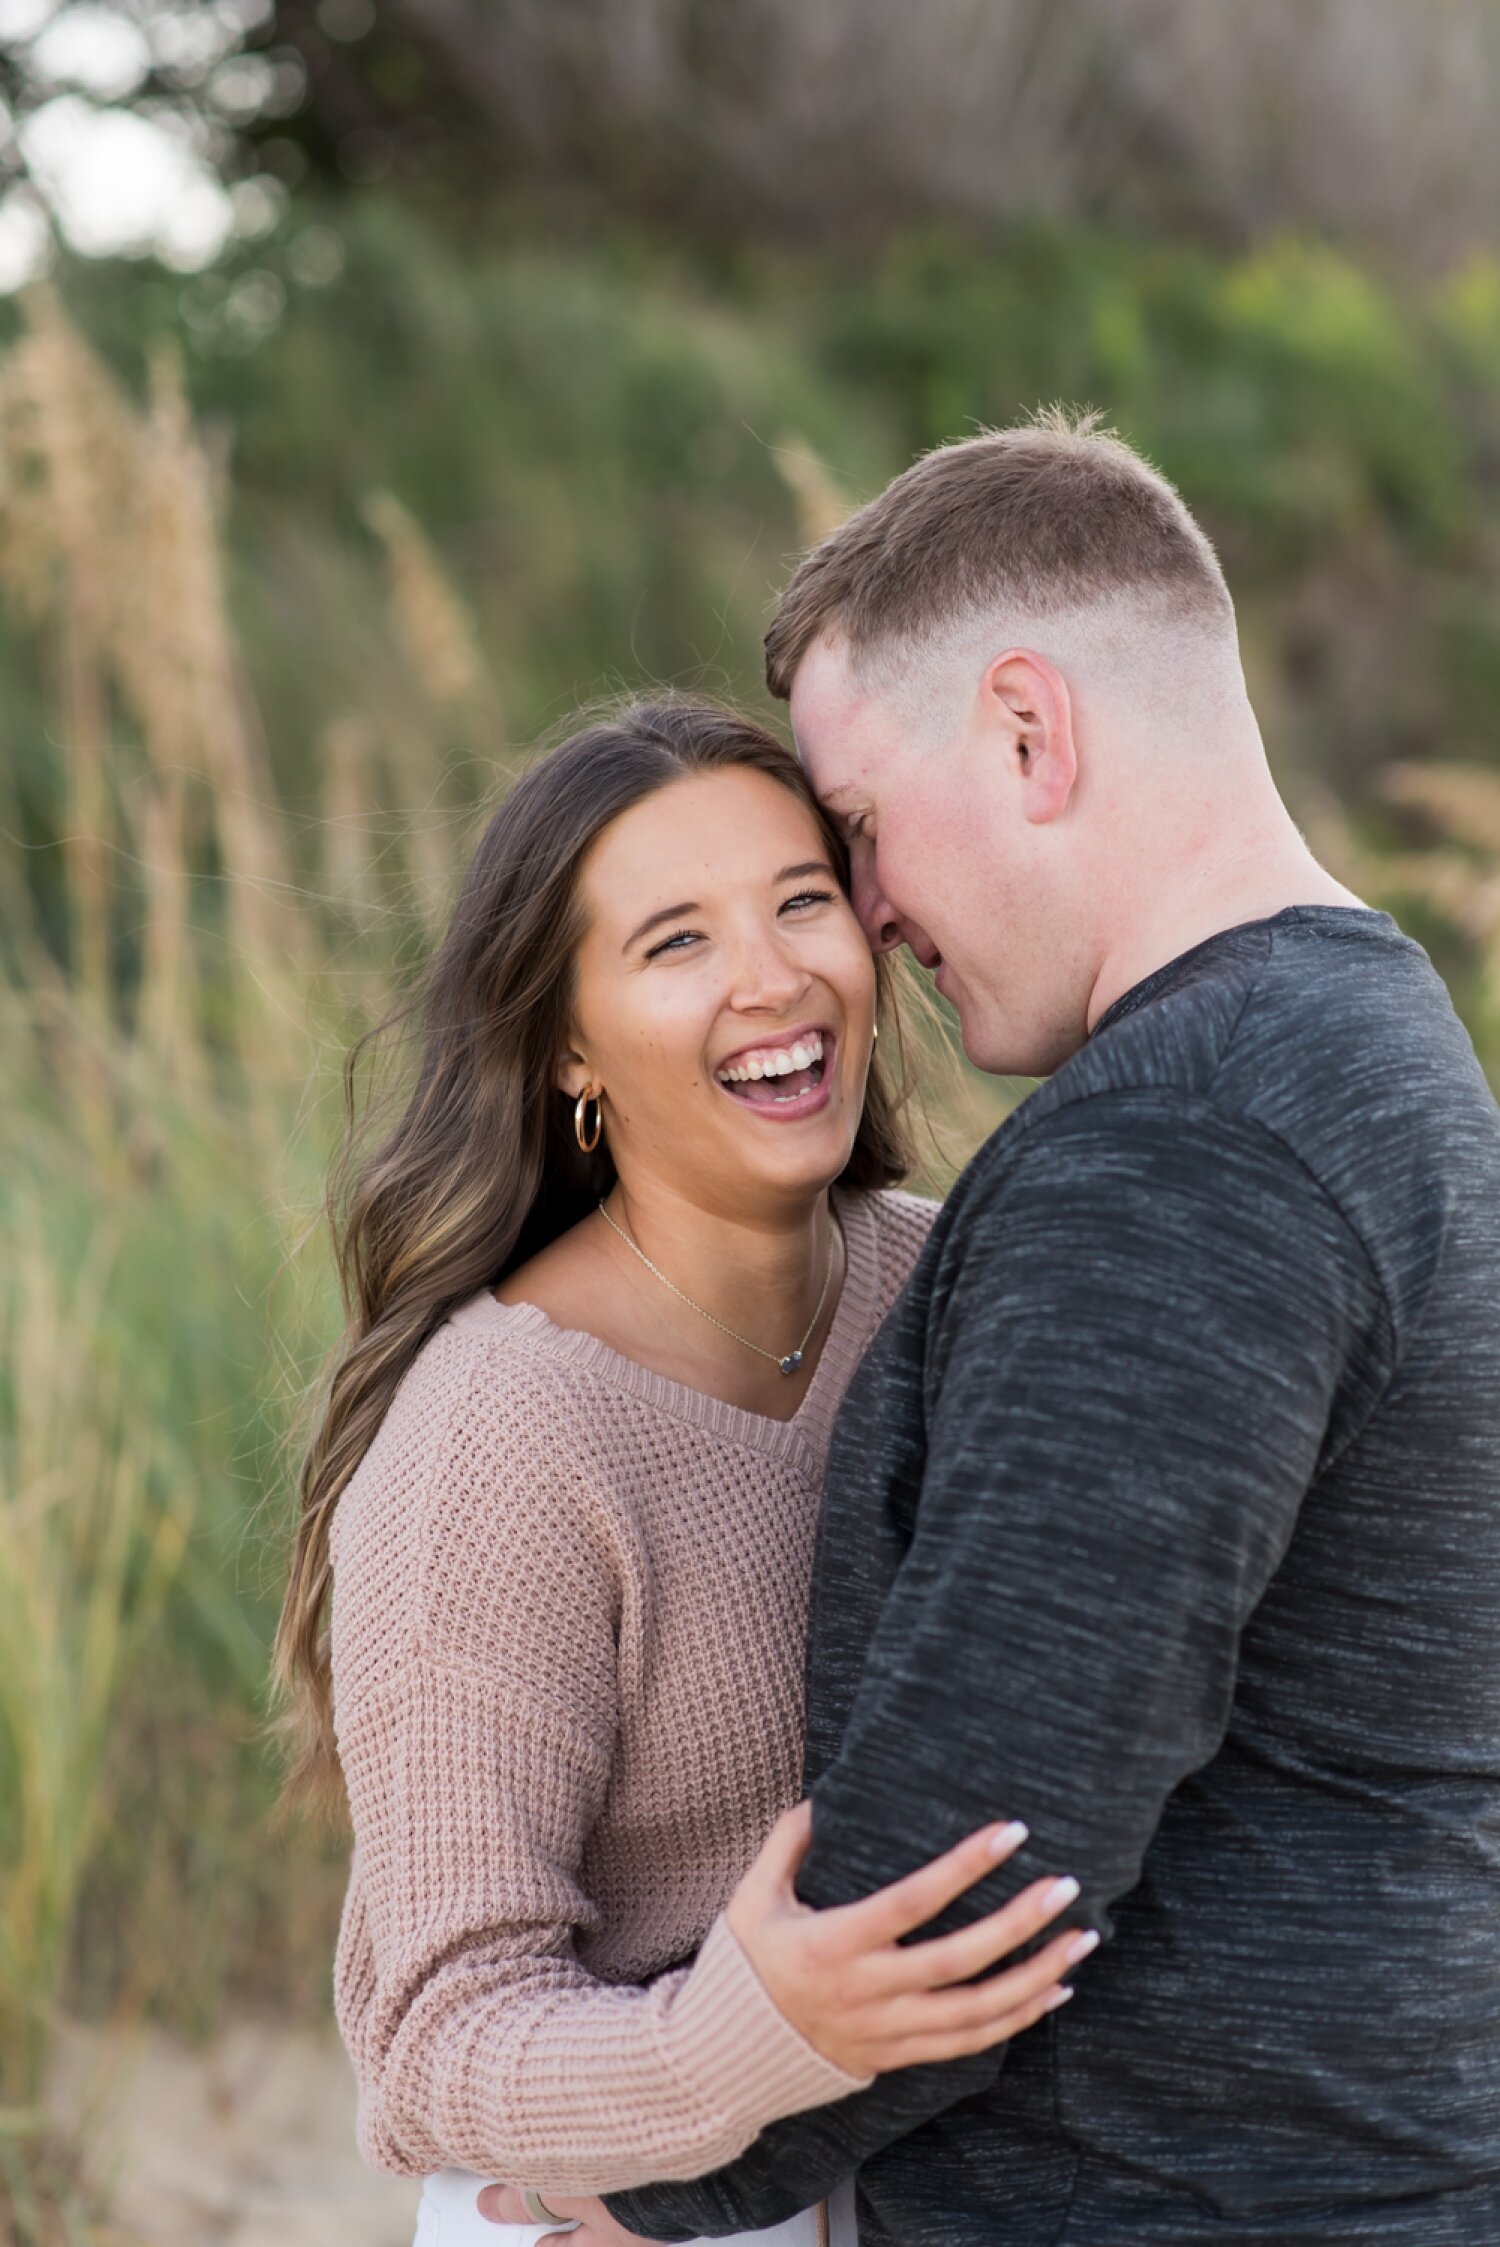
left=1065, top=1929, right=1100, bottom=1964
left=988, top=1820, right=1029, bottom=1855
left=1044, top=1876, right=1081, bottom=1912
left=1044, top=1985, right=1075, bottom=2011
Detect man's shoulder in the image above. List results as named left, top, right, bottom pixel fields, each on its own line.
left=1064, top=906, right=1441, bottom=1108
left=927, top=906, right=1500, bottom=1354
left=950, top=916, right=1279, bottom=1196
left=965, top=906, right=1478, bottom=1185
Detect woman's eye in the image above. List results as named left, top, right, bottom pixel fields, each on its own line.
left=645, top=891, right=833, bottom=957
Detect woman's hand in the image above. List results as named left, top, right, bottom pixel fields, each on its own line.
left=723, top=1800, right=1094, bottom=2079
left=474, top=2183, right=665, bottom=2241
left=474, top=1811, right=1089, bottom=2235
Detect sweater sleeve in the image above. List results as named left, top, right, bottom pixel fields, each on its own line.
left=330, top=1348, right=869, bottom=2195
left=605, top=1089, right=1389, bottom=2237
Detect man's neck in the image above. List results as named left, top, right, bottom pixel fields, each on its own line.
left=1085, top=845, right=1368, bottom=1035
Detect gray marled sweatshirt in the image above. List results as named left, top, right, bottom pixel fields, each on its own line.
left=607, top=906, right=1500, bottom=2246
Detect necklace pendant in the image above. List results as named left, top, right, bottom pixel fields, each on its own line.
left=779, top=1351, right=804, bottom=1376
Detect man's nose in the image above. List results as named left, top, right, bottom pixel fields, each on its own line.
left=851, top=853, right=904, bottom=956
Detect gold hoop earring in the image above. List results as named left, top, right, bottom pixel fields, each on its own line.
left=574, top=1086, right=604, bottom=1154
left=872, top=1021, right=879, bottom=1043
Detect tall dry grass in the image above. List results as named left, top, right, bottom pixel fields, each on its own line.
left=0, top=1227, right=189, bottom=2107
left=0, top=291, right=485, bottom=2242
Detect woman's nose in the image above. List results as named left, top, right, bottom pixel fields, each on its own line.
left=728, top=924, right=812, bottom=1007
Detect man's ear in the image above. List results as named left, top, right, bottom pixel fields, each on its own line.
left=981, top=649, right=1079, bottom=825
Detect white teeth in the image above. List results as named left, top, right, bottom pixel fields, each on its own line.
left=716, top=1032, right=825, bottom=1086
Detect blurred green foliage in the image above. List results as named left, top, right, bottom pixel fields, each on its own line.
left=43, top=200, right=1500, bottom=820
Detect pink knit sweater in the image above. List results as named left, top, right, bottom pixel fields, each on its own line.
left=329, top=1186, right=937, bottom=2195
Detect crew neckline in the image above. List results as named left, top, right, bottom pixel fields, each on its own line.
left=1089, top=904, right=1399, bottom=1043
left=446, top=1186, right=881, bottom=1470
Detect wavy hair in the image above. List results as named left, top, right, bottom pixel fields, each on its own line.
left=271, top=695, right=914, bottom=1813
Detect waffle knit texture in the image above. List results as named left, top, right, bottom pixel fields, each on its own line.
left=329, top=1185, right=936, bottom=2195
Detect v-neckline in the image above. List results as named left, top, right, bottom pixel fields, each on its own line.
left=446, top=1187, right=881, bottom=1473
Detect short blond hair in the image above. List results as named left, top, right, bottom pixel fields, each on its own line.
left=764, top=410, right=1234, bottom=700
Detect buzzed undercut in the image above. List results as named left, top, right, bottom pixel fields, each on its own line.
left=764, top=408, right=1235, bottom=701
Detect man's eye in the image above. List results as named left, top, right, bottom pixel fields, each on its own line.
left=644, top=928, right=700, bottom=959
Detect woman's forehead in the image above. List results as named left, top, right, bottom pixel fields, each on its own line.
left=581, top=768, right=824, bottom=895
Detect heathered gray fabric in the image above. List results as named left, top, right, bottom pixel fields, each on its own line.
left=607, top=906, right=1500, bottom=2246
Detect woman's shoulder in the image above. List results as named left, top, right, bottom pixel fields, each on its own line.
left=842, top=1184, right=942, bottom=1318
left=333, top=1302, right=617, bottom=1573
left=331, top=1303, right=628, bottom=1704
left=376, top=1294, right=597, bottom=1451
left=863, top=1183, right=943, bottom=1256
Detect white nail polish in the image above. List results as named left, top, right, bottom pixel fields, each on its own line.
left=1045, top=1875, right=1081, bottom=1911
left=1065, top=1929, right=1100, bottom=1965
left=988, top=1820, right=1029, bottom=1855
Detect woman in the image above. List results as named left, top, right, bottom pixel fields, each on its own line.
left=273, top=699, right=1088, bottom=2247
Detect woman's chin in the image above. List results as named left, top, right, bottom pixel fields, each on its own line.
left=711, top=1113, right=859, bottom=1202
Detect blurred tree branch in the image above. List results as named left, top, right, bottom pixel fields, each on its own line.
left=262, top=0, right=1500, bottom=264
left=4, top=2, right=1499, bottom=267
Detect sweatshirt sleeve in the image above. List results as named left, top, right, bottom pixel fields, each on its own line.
left=605, top=1088, right=1389, bottom=2237
left=330, top=1347, right=869, bottom=2197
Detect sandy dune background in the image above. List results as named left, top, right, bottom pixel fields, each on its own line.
left=49, top=2017, right=421, bottom=2247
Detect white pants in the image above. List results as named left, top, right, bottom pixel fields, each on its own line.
left=412, top=2167, right=858, bottom=2247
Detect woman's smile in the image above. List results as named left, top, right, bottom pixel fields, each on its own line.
left=713, top=1025, right=836, bottom=1120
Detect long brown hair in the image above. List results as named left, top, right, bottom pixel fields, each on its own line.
left=272, top=694, right=914, bottom=1813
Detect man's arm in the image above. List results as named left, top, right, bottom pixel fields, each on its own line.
left=606, top=1089, right=1387, bottom=2238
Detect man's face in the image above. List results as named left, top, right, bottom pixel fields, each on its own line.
left=789, top=633, right=1089, bottom=1076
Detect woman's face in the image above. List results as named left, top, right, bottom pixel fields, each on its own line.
left=562, top=765, right=879, bottom=1214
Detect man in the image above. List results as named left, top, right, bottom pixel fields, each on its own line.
left=561, top=413, right=1500, bottom=2241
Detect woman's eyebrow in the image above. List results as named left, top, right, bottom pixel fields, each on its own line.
left=623, top=863, right=839, bottom=952
left=624, top=901, right=698, bottom=951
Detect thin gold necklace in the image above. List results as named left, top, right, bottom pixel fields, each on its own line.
left=595, top=1200, right=837, bottom=1376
